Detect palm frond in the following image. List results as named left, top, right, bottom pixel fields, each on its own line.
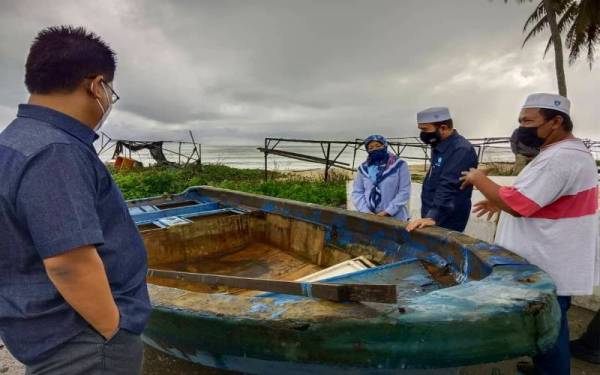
left=545, top=3, right=579, bottom=56
left=565, top=0, right=600, bottom=68
left=522, top=0, right=574, bottom=48
left=523, top=14, right=549, bottom=47
left=523, top=2, right=547, bottom=33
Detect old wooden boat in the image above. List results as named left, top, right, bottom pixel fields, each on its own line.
left=128, top=186, right=560, bottom=374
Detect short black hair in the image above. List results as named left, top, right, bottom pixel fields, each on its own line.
left=25, top=25, right=116, bottom=94
left=431, top=118, right=454, bottom=129
left=539, top=108, right=573, bottom=132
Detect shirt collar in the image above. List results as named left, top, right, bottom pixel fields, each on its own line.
left=434, top=130, right=458, bottom=153
left=17, top=104, right=99, bottom=145
left=541, top=137, right=580, bottom=151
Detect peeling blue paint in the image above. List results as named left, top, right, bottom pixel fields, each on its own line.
left=131, top=202, right=220, bottom=224
left=301, top=283, right=313, bottom=298
left=136, top=186, right=560, bottom=372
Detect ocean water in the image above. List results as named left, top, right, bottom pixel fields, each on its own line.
left=96, top=142, right=516, bottom=170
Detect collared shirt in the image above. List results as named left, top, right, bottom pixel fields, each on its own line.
left=495, top=138, right=599, bottom=295
left=0, top=104, right=151, bottom=365
left=421, top=131, right=478, bottom=232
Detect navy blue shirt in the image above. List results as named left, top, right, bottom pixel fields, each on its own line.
left=421, top=131, right=478, bottom=232
left=0, top=104, right=151, bottom=365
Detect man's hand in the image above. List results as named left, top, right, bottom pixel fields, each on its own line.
left=376, top=211, right=390, bottom=217
left=44, top=245, right=120, bottom=340
left=460, top=168, right=487, bottom=190
left=406, top=218, right=436, bottom=232
left=472, top=199, right=500, bottom=221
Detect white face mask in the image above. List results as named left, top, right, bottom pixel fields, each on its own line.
left=93, top=81, right=113, bottom=132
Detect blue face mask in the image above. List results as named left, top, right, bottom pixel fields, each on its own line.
left=368, top=148, right=388, bottom=164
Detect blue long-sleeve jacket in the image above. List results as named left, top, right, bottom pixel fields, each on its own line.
left=421, top=131, right=478, bottom=231
left=352, top=157, right=411, bottom=221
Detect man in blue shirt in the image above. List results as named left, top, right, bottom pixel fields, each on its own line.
left=407, top=107, right=478, bottom=232
left=0, top=26, right=151, bottom=374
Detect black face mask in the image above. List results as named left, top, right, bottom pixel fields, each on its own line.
left=516, top=125, right=545, bottom=149
left=367, top=147, right=388, bottom=165
left=420, top=129, right=441, bottom=146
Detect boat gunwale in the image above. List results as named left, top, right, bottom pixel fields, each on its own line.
left=134, top=186, right=560, bottom=370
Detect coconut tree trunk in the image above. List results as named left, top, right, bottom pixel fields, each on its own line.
left=543, top=0, right=568, bottom=96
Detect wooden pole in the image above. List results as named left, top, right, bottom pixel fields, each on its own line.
left=147, top=268, right=398, bottom=304
left=324, top=142, right=331, bottom=181
left=352, top=141, right=359, bottom=170
left=264, top=138, right=269, bottom=182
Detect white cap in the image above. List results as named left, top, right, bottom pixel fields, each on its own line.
left=522, top=93, right=570, bottom=116
left=417, top=107, right=452, bottom=124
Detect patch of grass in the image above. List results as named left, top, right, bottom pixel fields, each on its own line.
left=111, top=164, right=349, bottom=207
left=482, top=162, right=518, bottom=176
left=411, top=174, right=425, bottom=183
left=217, top=179, right=347, bottom=207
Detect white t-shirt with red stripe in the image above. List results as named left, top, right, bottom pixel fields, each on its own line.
left=495, top=138, right=599, bottom=296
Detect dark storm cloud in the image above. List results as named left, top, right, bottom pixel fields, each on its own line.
left=0, top=0, right=598, bottom=144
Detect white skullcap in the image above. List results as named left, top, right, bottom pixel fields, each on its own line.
left=522, top=93, right=570, bottom=116
left=417, top=107, right=452, bottom=124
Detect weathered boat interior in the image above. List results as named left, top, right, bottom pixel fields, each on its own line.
left=141, top=209, right=457, bottom=298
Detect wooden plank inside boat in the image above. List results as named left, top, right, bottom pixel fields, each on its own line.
left=144, top=212, right=334, bottom=295
left=148, top=242, right=323, bottom=295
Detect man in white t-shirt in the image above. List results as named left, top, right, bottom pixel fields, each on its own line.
left=460, top=93, right=599, bottom=375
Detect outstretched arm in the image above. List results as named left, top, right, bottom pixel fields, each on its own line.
left=460, top=169, right=520, bottom=216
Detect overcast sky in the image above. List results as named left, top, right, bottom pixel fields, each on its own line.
left=0, top=0, right=598, bottom=144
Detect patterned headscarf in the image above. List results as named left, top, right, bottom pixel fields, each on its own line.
left=364, top=134, right=388, bottom=149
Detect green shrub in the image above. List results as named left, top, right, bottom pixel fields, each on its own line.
left=111, top=164, right=348, bottom=207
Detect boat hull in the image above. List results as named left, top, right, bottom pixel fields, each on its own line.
left=128, top=186, right=560, bottom=372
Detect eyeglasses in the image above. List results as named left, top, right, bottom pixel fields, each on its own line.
left=101, top=79, right=120, bottom=104
left=87, top=76, right=120, bottom=104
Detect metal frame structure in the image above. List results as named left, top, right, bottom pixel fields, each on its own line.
left=260, top=136, right=600, bottom=181
left=259, top=138, right=436, bottom=181
left=96, top=131, right=202, bottom=168
left=259, top=137, right=517, bottom=181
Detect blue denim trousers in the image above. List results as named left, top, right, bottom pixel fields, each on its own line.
left=533, top=296, right=572, bottom=375
left=25, top=326, right=143, bottom=375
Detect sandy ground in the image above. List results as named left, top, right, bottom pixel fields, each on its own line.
left=2, top=306, right=598, bottom=374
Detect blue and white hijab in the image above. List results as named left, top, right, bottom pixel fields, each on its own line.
left=359, top=135, right=403, bottom=213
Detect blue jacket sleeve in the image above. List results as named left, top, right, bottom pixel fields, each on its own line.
left=352, top=172, right=372, bottom=213
left=384, top=162, right=411, bottom=217
left=424, top=147, right=476, bottom=222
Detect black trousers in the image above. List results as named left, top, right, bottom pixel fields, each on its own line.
left=26, top=327, right=143, bottom=375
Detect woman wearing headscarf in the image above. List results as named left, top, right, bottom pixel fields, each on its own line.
left=352, top=135, right=411, bottom=220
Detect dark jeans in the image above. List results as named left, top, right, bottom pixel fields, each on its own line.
left=26, top=326, right=143, bottom=375
left=533, top=296, right=571, bottom=375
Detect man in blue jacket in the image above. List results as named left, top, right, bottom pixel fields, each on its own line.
left=407, top=107, right=478, bottom=232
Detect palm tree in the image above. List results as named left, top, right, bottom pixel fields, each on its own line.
left=508, top=0, right=600, bottom=96
left=509, top=0, right=571, bottom=96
